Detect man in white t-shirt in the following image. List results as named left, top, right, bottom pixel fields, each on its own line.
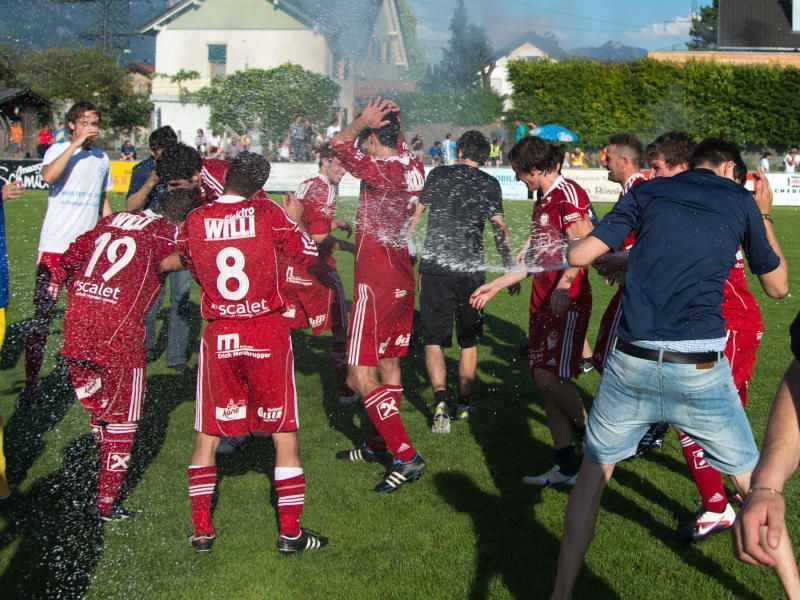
left=784, top=147, right=798, bottom=172
left=24, top=101, right=112, bottom=393
left=325, top=117, right=341, bottom=140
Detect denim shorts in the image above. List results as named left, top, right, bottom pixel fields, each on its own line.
left=583, top=347, right=759, bottom=475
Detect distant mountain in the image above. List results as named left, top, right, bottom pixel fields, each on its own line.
left=571, top=41, right=647, bottom=62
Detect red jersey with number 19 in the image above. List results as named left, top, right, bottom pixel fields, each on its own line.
left=179, top=195, right=318, bottom=321
left=60, top=210, right=178, bottom=367
left=331, top=141, right=424, bottom=288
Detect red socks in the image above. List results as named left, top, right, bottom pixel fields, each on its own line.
left=96, top=422, right=137, bottom=515
left=679, top=431, right=728, bottom=513
left=275, top=469, right=305, bottom=537
left=188, top=465, right=217, bottom=536
left=363, top=385, right=416, bottom=462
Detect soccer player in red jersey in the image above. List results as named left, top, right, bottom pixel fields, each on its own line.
left=590, top=134, right=647, bottom=372
left=329, top=98, right=427, bottom=493
left=57, top=188, right=197, bottom=521
left=471, top=136, right=593, bottom=487
left=642, top=132, right=773, bottom=542
left=179, top=152, right=328, bottom=553
left=280, top=144, right=357, bottom=404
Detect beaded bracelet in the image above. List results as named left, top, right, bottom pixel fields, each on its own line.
left=748, top=486, right=783, bottom=497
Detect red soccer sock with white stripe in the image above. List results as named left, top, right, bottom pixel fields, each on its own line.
left=678, top=431, right=728, bottom=514
left=188, top=465, right=217, bottom=537
left=275, top=468, right=305, bottom=537
left=96, top=422, right=137, bottom=515
left=363, top=385, right=416, bottom=463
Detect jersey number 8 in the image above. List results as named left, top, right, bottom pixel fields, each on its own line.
left=216, top=247, right=250, bottom=301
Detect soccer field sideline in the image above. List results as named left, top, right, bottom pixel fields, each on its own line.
left=0, top=192, right=798, bottom=598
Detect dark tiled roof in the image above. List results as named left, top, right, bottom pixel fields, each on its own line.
left=719, top=0, right=800, bottom=49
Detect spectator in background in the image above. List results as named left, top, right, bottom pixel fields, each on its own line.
left=278, top=139, right=291, bottom=162
left=495, top=121, right=506, bottom=155
left=760, top=151, right=772, bottom=172
left=8, top=120, right=22, bottom=158
left=570, top=147, right=587, bottom=168
left=303, top=118, right=315, bottom=161
left=563, top=150, right=572, bottom=169
left=783, top=147, right=798, bottom=172
left=53, top=122, right=67, bottom=144
left=0, top=179, right=24, bottom=500
left=429, top=140, right=442, bottom=166
left=36, top=124, right=53, bottom=158
left=224, top=136, right=241, bottom=160
left=207, top=130, right=221, bottom=157
left=289, top=115, right=305, bottom=161
left=514, top=119, right=526, bottom=143
left=326, top=116, right=341, bottom=140
left=247, top=124, right=262, bottom=155
left=443, top=133, right=456, bottom=166
left=489, top=138, right=502, bottom=166
left=195, top=128, right=207, bottom=155
left=119, top=139, right=137, bottom=161
left=241, top=131, right=251, bottom=151
left=411, top=134, right=424, bottom=163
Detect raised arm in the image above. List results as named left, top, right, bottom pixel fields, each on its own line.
left=42, top=126, right=97, bottom=184
left=752, top=167, right=788, bottom=299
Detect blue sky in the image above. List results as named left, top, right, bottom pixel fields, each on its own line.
left=406, top=0, right=712, bottom=55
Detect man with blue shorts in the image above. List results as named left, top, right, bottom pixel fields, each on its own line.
left=549, top=138, right=788, bottom=598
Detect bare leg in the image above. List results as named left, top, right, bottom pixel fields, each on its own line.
left=551, top=460, right=615, bottom=599
left=273, top=431, right=301, bottom=468
left=535, top=369, right=587, bottom=428
left=424, top=345, right=447, bottom=393
left=377, top=357, right=401, bottom=387
left=190, top=432, right=220, bottom=467
left=458, top=346, right=477, bottom=397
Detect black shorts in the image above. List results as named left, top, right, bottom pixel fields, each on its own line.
left=419, top=273, right=484, bottom=348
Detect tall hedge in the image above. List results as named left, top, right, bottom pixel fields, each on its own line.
left=507, top=58, right=800, bottom=150
left=394, top=88, right=503, bottom=126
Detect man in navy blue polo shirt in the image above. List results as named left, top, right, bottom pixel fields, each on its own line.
left=549, top=138, right=788, bottom=599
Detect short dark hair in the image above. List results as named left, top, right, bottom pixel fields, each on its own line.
left=224, top=151, right=270, bottom=197
left=646, top=131, right=695, bottom=168
left=733, top=158, right=748, bottom=185
left=318, top=143, right=335, bottom=167
left=608, top=132, right=643, bottom=167
left=457, top=130, right=490, bottom=164
left=156, top=143, right=202, bottom=182
left=688, top=138, right=744, bottom=170
left=149, top=126, right=178, bottom=150
left=157, top=188, right=199, bottom=223
left=360, top=110, right=400, bottom=149
left=508, top=136, right=562, bottom=174
left=65, top=101, right=99, bottom=131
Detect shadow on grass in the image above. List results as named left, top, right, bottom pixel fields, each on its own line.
left=0, top=318, right=31, bottom=371
left=0, top=435, right=104, bottom=599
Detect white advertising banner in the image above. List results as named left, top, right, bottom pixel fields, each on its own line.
left=265, top=164, right=800, bottom=206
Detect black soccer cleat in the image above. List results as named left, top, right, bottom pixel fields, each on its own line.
left=335, top=443, right=390, bottom=464
left=99, top=506, right=137, bottom=523
left=277, top=528, right=329, bottom=555
left=373, top=453, right=426, bottom=494
left=190, top=533, right=216, bottom=553
left=634, top=422, right=670, bottom=458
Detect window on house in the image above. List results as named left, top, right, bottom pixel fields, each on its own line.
left=380, top=40, right=388, bottom=62
left=208, top=44, right=227, bottom=77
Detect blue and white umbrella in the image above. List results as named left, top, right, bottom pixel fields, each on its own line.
left=529, top=124, right=579, bottom=143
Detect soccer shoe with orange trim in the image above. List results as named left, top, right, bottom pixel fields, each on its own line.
left=673, top=503, right=736, bottom=542
left=277, top=528, right=329, bottom=554
left=373, top=453, right=426, bottom=493
left=190, top=533, right=216, bottom=553
left=335, top=443, right=390, bottom=464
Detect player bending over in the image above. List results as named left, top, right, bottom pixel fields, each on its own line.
left=58, top=188, right=198, bottom=522
left=179, top=152, right=328, bottom=553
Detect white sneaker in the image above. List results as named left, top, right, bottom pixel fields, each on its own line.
left=431, top=401, right=451, bottom=434
left=674, top=503, right=736, bottom=542
left=338, top=391, right=360, bottom=406
left=522, top=465, right=578, bottom=486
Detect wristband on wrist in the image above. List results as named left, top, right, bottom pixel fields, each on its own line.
left=748, top=486, right=783, bottom=497
left=762, top=213, right=773, bottom=223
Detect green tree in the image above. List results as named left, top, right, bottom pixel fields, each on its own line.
left=16, top=46, right=151, bottom=132
left=687, top=0, right=718, bottom=50
left=427, top=0, right=492, bottom=91
left=188, top=64, right=340, bottom=147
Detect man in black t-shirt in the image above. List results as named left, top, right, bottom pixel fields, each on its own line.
left=416, top=130, right=519, bottom=433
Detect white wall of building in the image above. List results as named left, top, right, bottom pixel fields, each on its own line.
left=153, top=99, right=211, bottom=143
left=489, top=42, right=549, bottom=109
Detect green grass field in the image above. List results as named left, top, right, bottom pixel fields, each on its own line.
left=1, top=191, right=798, bottom=599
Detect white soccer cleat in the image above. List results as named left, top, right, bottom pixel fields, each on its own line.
left=431, top=401, right=451, bottom=434
left=674, top=503, right=736, bottom=542
left=522, top=465, right=578, bottom=487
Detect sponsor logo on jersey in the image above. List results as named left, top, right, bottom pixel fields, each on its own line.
left=285, top=266, right=313, bottom=286
left=216, top=400, right=247, bottom=421
left=563, top=213, right=581, bottom=224
left=73, top=279, right=121, bottom=302
left=309, top=314, right=327, bottom=328
left=215, top=332, right=271, bottom=359
left=377, top=398, right=399, bottom=420
left=203, top=208, right=256, bottom=240
left=107, top=452, right=131, bottom=472
left=394, top=289, right=408, bottom=298
left=547, top=331, right=559, bottom=350
left=257, top=406, right=283, bottom=422
left=75, top=376, right=102, bottom=400
left=404, top=168, right=425, bottom=192
left=395, top=334, right=410, bottom=347
left=217, top=333, right=240, bottom=352
left=215, top=298, right=271, bottom=317
left=379, top=342, right=388, bottom=355
left=540, top=213, right=549, bottom=226
left=110, top=212, right=156, bottom=231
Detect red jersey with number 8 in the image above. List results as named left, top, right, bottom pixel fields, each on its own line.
left=60, top=210, right=178, bottom=367
left=178, top=195, right=318, bottom=321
